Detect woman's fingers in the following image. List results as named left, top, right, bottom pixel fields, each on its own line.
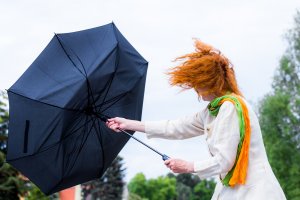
left=110, top=123, right=120, bottom=131
left=165, top=159, right=177, bottom=172
left=106, top=117, right=129, bottom=132
left=108, top=117, right=122, bottom=123
left=107, top=121, right=116, bottom=127
left=106, top=119, right=121, bottom=132
left=164, top=160, right=171, bottom=166
left=164, top=158, right=194, bottom=173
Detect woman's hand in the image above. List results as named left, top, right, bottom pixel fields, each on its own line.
left=106, top=117, right=145, bottom=133
left=106, top=117, right=129, bottom=132
left=164, top=158, right=194, bottom=173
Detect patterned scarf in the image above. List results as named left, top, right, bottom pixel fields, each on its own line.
left=208, top=94, right=251, bottom=187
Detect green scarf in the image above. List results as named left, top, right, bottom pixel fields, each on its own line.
left=208, top=94, right=251, bottom=187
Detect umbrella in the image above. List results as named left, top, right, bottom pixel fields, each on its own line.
left=6, top=23, right=155, bottom=195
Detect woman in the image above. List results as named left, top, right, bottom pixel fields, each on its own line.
left=106, top=40, right=286, bottom=200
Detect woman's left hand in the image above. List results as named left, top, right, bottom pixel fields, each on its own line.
left=164, top=158, right=194, bottom=173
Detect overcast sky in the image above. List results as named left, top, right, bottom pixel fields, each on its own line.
left=1, top=0, right=299, bottom=182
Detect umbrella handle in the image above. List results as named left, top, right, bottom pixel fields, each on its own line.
left=162, top=154, right=170, bottom=161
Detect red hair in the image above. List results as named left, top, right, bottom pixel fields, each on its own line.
left=167, top=40, right=243, bottom=97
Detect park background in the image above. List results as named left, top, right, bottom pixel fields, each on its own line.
left=0, top=1, right=299, bottom=199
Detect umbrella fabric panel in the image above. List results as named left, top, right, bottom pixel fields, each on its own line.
left=57, top=24, right=119, bottom=76
left=58, top=23, right=147, bottom=77
left=10, top=36, right=85, bottom=108
left=7, top=92, right=84, bottom=160
left=7, top=92, right=106, bottom=194
left=9, top=120, right=105, bottom=194
left=112, top=23, right=147, bottom=65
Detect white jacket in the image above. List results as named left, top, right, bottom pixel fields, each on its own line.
left=145, top=101, right=286, bottom=200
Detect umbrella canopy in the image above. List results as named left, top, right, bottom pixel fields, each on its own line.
left=6, top=23, right=148, bottom=195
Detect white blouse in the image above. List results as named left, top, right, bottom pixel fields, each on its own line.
left=145, top=101, right=286, bottom=200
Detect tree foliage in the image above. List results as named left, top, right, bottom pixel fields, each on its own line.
left=175, top=173, right=200, bottom=189
left=128, top=172, right=215, bottom=200
left=128, top=173, right=177, bottom=200
left=258, top=11, right=300, bottom=200
left=127, top=192, right=145, bottom=200
left=0, top=151, right=26, bottom=200
left=176, top=182, right=192, bottom=200
left=81, top=156, right=126, bottom=200
left=0, top=91, right=8, bottom=154
left=192, top=179, right=216, bottom=200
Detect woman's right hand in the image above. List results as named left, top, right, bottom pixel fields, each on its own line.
left=106, top=117, right=145, bottom=133
left=106, top=117, right=129, bottom=132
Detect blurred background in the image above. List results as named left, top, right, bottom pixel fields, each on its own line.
left=0, top=1, right=299, bottom=199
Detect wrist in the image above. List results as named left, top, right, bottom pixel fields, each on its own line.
left=188, top=161, right=195, bottom=173
left=126, top=119, right=135, bottom=130
left=127, top=120, right=145, bottom=132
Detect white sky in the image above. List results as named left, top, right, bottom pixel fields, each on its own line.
left=0, top=0, right=299, bottom=182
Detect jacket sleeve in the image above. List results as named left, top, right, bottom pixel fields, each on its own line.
left=194, top=101, right=240, bottom=179
left=144, top=111, right=205, bottom=140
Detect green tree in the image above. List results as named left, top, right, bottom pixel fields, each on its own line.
left=176, top=173, right=200, bottom=189
left=127, top=173, right=148, bottom=198
left=128, top=173, right=177, bottom=200
left=192, top=179, right=216, bottom=200
left=167, top=172, right=216, bottom=200
left=147, top=176, right=177, bottom=200
left=258, top=11, right=300, bottom=200
left=0, top=91, right=8, bottom=154
left=81, top=156, right=126, bottom=200
left=176, top=182, right=192, bottom=200
left=24, top=183, right=58, bottom=200
left=0, top=151, right=26, bottom=200
left=173, top=173, right=201, bottom=200
left=127, top=193, right=145, bottom=200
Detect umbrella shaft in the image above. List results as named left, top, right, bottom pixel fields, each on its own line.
left=97, top=115, right=170, bottom=160
left=118, top=128, right=165, bottom=157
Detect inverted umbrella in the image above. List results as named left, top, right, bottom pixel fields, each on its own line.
left=6, top=23, right=168, bottom=195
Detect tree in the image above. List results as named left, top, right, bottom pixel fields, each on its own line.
left=0, top=91, right=8, bottom=154
left=258, top=11, right=300, bottom=200
left=127, top=173, right=148, bottom=198
left=128, top=173, right=177, bottom=200
left=147, top=176, right=177, bottom=200
left=176, top=182, right=192, bottom=200
left=173, top=173, right=200, bottom=200
left=175, top=173, right=200, bottom=189
left=25, top=184, right=51, bottom=200
left=192, top=179, right=216, bottom=200
left=0, top=151, right=27, bottom=200
left=127, top=193, right=145, bottom=200
left=128, top=172, right=216, bottom=200
left=167, top=172, right=216, bottom=200
left=81, top=156, right=126, bottom=200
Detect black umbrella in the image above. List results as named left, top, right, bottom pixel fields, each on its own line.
left=6, top=23, right=168, bottom=195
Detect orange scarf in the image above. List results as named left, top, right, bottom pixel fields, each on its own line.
left=208, top=94, right=251, bottom=187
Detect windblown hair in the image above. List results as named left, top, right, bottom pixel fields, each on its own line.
left=167, top=40, right=243, bottom=97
